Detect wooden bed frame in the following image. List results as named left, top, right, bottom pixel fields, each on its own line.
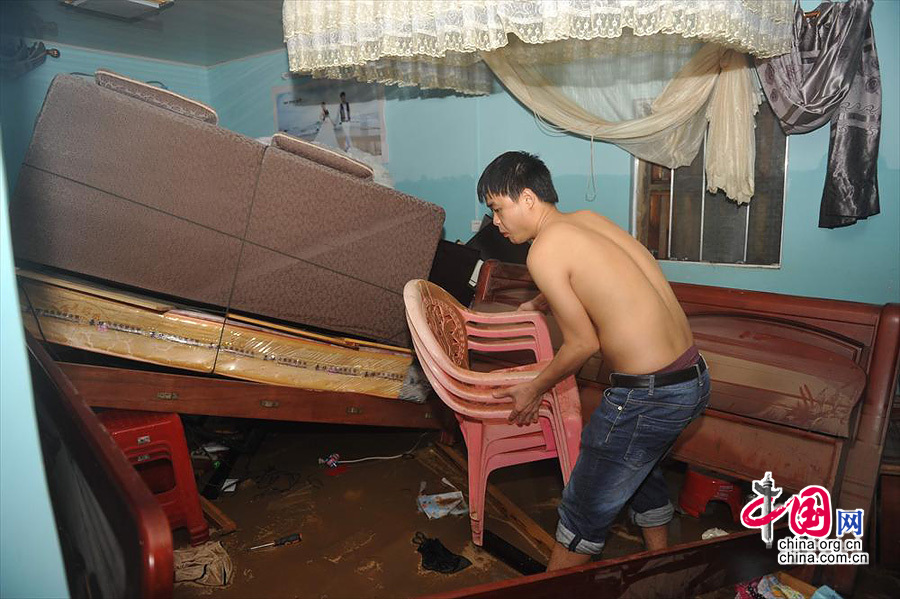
left=36, top=258, right=897, bottom=597
left=57, top=361, right=441, bottom=431
left=423, top=526, right=794, bottom=599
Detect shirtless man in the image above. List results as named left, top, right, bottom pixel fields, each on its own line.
left=479, top=151, right=710, bottom=571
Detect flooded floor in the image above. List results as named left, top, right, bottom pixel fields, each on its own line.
left=173, top=421, right=744, bottom=599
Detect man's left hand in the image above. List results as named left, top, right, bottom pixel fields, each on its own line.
left=493, top=382, right=542, bottom=425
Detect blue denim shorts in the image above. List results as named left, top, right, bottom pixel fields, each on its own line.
left=556, top=364, right=710, bottom=554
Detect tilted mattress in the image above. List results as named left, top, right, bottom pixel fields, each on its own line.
left=19, top=271, right=415, bottom=400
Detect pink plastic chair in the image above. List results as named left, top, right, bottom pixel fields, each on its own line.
left=404, top=279, right=582, bottom=545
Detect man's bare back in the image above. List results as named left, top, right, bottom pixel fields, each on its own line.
left=529, top=210, right=693, bottom=375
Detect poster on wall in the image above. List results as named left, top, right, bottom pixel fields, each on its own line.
left=272, top=77, right=388, bottom=162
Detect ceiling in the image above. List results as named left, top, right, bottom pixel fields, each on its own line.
left=0, top=0, right=286, bottom=66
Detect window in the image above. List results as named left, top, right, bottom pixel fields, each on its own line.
left=632, top=101, right=787, bottom=266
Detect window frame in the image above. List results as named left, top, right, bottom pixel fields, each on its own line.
left=629, top=135, right=790, bottom=269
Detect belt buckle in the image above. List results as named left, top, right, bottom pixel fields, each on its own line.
left=609, top=372, right=633, bottom=388
left=696, top=355, right=707, bottom=377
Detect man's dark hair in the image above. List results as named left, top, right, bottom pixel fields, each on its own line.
left=477, top=151, right=558, bottom=204
left=340, top=91, right=346, bottom=97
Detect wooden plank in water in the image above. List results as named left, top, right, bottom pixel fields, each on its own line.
left=199, top=496, right=238, bottom=537
left=432, top=443, right=556, bottom=560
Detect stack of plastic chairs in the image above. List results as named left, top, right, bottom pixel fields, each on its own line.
left=403, top=279, right=581, bottom=545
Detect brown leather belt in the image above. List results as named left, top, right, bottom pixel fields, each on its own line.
left=609, top=356, right=707, bottom=389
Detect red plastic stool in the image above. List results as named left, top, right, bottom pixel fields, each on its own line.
left=678, top=468, right=744, bottom=523
left=98, top=410, right=209, bottom=546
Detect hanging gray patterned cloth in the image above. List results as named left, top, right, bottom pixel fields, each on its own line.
left=756, top=0, right=881, bottom=228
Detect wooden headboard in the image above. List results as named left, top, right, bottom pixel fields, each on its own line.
left=27, top=336, right=174, bottom=598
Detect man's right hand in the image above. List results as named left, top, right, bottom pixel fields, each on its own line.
left=493, top=382, right=542, bottom=426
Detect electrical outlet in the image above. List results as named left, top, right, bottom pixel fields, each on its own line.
left=471, top=220, right=481, bottom=232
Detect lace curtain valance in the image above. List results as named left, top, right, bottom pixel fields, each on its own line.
left=283, top=0, right=795, bottom=94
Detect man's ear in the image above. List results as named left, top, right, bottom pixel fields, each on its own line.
left=520, top=188, right=537, bottom=208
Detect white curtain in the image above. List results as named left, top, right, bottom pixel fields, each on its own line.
left=483, top=37, right=760, bottom=203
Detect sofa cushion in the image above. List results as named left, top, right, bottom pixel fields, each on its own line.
left=230, top=243, right=410, bottom=344
left=272, top=133, right=373, bottom=179
left=247, top=147, right=442, bottom=291
left=235, top=146, right=444, bottom=344
left=95, top=69, right=219, bottom=124
left=11, top=165, right=243, bottom=307
left=23, top=74, right=263, bottom=238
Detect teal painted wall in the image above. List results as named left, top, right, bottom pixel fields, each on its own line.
left=0, top=43, right=210, bottom=191
left=0, top=129, right=69, bottom=598
left=207, top=50, right=286, bottom=140
left=0, top=11, right=895, bottom=303
left=474, top=90, right=634, bottom=236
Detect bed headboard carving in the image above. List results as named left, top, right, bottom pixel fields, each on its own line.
left=689, top=312, right=868, bottom=438
left=688, top=313, right=866, bottom=363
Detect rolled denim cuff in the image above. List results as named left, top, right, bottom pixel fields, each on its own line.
left=630, top=501, right=674, bottom=528
left=555, top=520, right=605, bottom=555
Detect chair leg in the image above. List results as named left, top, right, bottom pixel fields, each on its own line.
left=470, top=461, right=492, bottom=547
left=187, top=521, right=211, bottom=546
left=463, top=421, right=486, bottom=546
left=471, top=509, right=485, bottom=546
